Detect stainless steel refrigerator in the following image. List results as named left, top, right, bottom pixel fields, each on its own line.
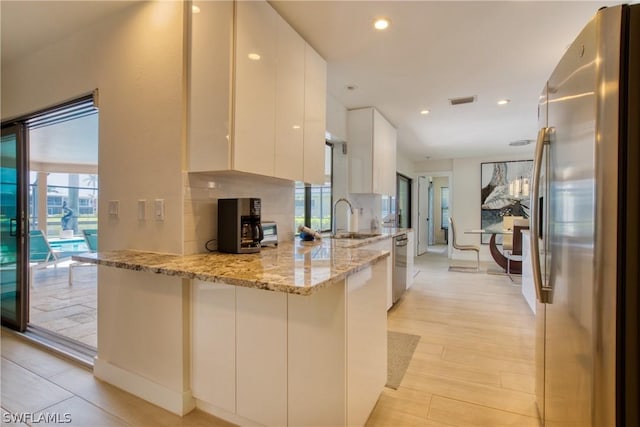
left=531, top=4, right=639, bottom=427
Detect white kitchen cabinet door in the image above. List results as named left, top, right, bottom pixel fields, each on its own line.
left=346, top=260, right=388, bottom=427
left=406, top=231, right=415, bottom=289
left=379, top=110, right=397, bottom=197
left=188, top=0, right=233, bottom=172
left=274, top=15, right=305, bottom=182
left=362, top=237, right=394, bottom=310
left=191, top=281, right=236, bottom=413
left=348, top=107, right=397, bottom=195
left=288, top=283, right=347, bottom=427
left=233, top=0, right=278, bottom=177
left=348, top=108, right=375, bottom=193
left=235, top=287, right=288, bottom=426
left=303, top=44, right=327, bottom=185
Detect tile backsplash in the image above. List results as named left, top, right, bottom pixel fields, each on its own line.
left=184, top=171, right=295, bottom=255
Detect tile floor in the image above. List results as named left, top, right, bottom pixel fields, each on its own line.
left=29, top=261, right=97, bottom=348
left=2, top=247, right=537, bottom=426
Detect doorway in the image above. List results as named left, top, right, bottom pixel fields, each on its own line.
left=1, top=94, right=98, bottom=352
left=416, top=174, right=451, bottom=256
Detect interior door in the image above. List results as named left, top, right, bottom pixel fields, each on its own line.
left=428, top=181, right=435, bottom=245
left=417, top=176, right=428, bottom=255
left=1, top=123, right=28, bottom=331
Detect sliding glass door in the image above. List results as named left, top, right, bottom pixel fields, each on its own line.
left=1, top=123, right=28, bottom=331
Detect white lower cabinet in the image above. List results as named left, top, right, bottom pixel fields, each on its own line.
left=360, top=237, right=394, bottom=310
left=288, top=282, right=347, bottom=427
left=191, top=282, right=236, bottom=414
left=236, top=287, right=288, bottom=426
left=346, top=261, right=388, bottom=427
left=191, top=258, right=388, bottom=426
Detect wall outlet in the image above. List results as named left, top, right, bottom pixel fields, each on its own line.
left=154, top=199, right=164, bottom=221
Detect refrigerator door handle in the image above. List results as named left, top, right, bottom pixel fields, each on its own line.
left=530, top=127, right=550, bottom=303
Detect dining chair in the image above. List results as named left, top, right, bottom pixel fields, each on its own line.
left=68, top=229, right=98, bottom=285
left=448, top=217, right=480, bottom=272
left=502, top=216, right=525, bottom=279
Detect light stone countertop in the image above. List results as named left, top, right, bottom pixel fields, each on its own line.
left=72, top=237, right=393, bottom=296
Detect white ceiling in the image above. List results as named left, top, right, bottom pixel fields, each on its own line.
left=1, top=1, right=618, bottom=161
left=270, top=0, right=617, bottom=160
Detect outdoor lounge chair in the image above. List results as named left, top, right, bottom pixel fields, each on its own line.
left=68, top=229, right=98, bottom=285
left=29, top=229, right=68, bottom=287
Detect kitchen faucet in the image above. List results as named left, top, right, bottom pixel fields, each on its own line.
left=332, top=198, right=354, bottom=236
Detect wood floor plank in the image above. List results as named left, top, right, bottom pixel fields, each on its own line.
left=33, top=396, right=128, bottom=426
left=0, top=358, right=73, bottom=414
left=0, top=333, right=78, bottom=379
left=47, top=364, right=233, bottom=427
left=427, top=395, right=539, bottom=427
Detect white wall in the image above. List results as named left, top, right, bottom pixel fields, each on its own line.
left=184, top=172, right=295, bottom=254
left=1, top=1, right=186, bottom=255
left=451, top=153, right=533, bottom=261
left=396, top=149, right=414, bottom=177
left=2, top=1, right=191, bottom=412
left=412, top=152, right=534, bottom=261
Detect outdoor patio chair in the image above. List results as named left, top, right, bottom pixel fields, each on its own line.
left=68, top=229, right=98, bottom=285
left=29, top=229, right=68, bottom=287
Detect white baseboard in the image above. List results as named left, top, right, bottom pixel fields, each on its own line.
left=93, top=357, right=195, bottom=416
left=195, top=399, right=264, bottom=427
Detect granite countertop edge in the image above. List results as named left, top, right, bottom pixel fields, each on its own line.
left=72, top=245, right=390, bottom=296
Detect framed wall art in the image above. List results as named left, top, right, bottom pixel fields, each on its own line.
left=480, top=160, right=533, bottom=244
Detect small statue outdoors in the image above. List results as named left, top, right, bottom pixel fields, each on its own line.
left=61, top=201, right=74, bottom=230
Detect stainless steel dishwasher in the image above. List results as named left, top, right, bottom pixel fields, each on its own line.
left=392, top=233, right=408, bottom=304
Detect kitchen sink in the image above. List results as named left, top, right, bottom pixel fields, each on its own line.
left=331, top=232, right=382, bottom=240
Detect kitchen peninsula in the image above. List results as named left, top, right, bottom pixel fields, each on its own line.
left=75, top=238, right=390, bottom=427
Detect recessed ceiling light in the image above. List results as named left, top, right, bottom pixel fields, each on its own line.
left=497, top=99, right=510, bottom=105
left=420, top=109, right=430, bottom=115
left=292, top=125, right=301, bottom=130
left=248, top=53, right=261, bottom=61
left=192, top=5, right=200, bottom=14
left=373, top=18, right=390, bottom=30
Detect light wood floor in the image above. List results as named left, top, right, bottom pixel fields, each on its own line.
left=366, top=251, right=538, bottom=426
left=2, top=250, right=537, bottom=426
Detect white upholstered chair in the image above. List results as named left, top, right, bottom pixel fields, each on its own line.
left=448, top=217, right=480, bottom=272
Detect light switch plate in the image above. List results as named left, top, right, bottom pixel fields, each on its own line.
left=138, top=199, right=146, bottom=220
left=154, top=199, right=164, bottom=221
left=108, top=200, right=119, bottom=217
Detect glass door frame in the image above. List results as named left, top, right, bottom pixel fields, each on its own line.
left=1, top=122, right=29, bottom=331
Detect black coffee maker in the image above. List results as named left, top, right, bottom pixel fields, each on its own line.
left=218, top=198, right=263, bottom=253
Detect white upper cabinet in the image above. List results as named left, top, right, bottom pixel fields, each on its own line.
left=303, top=44, right=327, bottom=185
left=348, top=107, right=397, bottom=196
left=189, top=0, right=327, bottom=183
left=274, top=14, right=305, bottom=182
left=234, top=1, right=278, bottom=177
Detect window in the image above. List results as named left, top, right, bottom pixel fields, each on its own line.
left=30, top=171, right=98, bottom=236
left=441, top=187, right=449, bottom=229
left=294, top=143, right=333, bottom=232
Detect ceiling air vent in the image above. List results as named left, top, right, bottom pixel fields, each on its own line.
left=449, top=95, right=477, bottom=106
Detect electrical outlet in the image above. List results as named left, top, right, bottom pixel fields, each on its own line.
left=154, top=199, right=164, bottom=221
